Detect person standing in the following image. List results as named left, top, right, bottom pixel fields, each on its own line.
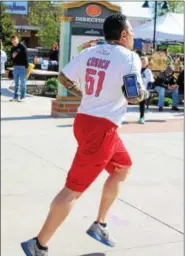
left=163, top=48, right=174, bottom=66
left=49, top=42, right=59, bottom=62
left=21, top=14, right=146, bottom=256
left=139, top=56, right=154, bottom=124
left=10, top=35, right=28, bottom=102
left=0, top=41, right=7, bottom=77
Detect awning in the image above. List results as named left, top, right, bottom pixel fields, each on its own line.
left=15, top=25, right=40, bottom=31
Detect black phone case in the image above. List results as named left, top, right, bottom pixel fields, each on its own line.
left=122, top=75, right=139, bottom=99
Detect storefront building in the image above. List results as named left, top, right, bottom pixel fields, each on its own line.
left=2, top=1, right=39, bottom=47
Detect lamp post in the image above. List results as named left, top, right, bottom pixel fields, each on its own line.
left=142, top=1, right=169, bottom=50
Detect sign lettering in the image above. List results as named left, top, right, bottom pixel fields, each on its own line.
left=75, top=17, right=105, bottom=23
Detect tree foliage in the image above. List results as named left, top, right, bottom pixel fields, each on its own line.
left=28, top=1, right=63, bottom=49
left=157, top=1, right=184, bottom=16
left=159, top=44, right=184, bottom=54
left=0, top=3, right=16, bottom=51
left=165, top=0, right=183, bottom=13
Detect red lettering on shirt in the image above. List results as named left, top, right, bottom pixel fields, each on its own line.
left=87, top=57, right=110, bottom=70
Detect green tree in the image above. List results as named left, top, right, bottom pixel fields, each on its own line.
left=28, top=1, right=63, bottom=48
left=159, top=44, right=184, bottom=54
left=0, top=3, right=16, bottom=51
left=157, top=1, right=184, bottom=15
left=168, top=0, right=184, bottom=13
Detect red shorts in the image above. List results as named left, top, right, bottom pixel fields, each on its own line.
left=66, top=114, right=132, bottom=192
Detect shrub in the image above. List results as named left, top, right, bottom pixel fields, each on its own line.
left=152, top=97, right=172, bottom=106
left=45, top=78, right=58, bottom=92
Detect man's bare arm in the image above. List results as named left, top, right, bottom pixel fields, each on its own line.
left=58, top=72, right=82, bottom=98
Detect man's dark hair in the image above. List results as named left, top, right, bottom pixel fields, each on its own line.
left=103, top=13, right=128, bottom=41
left=10, top=35, right=18, bottom=40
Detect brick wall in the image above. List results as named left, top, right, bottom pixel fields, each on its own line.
left=51, top=99, right=81, bottom=117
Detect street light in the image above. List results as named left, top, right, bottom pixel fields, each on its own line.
left=142, top=1, right=169, bottom=50
left=142, top=1, right=150, bottom=8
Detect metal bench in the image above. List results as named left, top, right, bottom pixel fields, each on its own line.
left=146, top=89, right=158, bottom=109
left=146, top=88, right=183, bottom=109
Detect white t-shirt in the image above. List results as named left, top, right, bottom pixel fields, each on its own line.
left=141, top=68, right=154, bottom=97
left=1, top=50, right=7, bottom=75
left=62, top=44, right=144, bottom=125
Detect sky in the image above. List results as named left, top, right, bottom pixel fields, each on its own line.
left=112, top=1, right=153, bottom=19
left=50, top=1, right=153, bottom=19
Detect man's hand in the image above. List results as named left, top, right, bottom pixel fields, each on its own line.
left=124, top=83, right=147, bottom=104
left=127, top=89, right=147, bottom=104
left=127, top=98, right=139, bottom=104
left=58, top=72, right=82, bottom=98
left=122, top=80, right=147, bottom=104
left=12, top=52, right=18, bottom=58
left=138, top=87, right=147, bottom=102
left=168, top=84, right=178, bottom=90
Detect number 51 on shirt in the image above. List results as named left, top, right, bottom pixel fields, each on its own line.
left=85, top=68, right=106, bottom=97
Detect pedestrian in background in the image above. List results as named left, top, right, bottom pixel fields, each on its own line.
left=10, top=35, right=28, bottom=102
left=49, top=42, right=59, bottom=62
left=139, top=56, right=154, bottom=124
left=154, top=66, right=179, bottom=112
left=0, top=40, right=7, bottom=77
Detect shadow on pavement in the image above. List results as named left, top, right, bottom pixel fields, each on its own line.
left=173, top=113, right=184, bottom=116
left=127, top=106, right=157, bottom=113
left=1, top=115, right=53, bottom=121
left=1, top=88, right=14, bottom=98
left=145, top=119, right=166, bottom=123
left=128, top=106, right=184, bottom=113
left=57, top=124, right=73, bottom=128
left=123, top=120, right=167, bottom=124
left=1, top=88, right=33, bottom=99
left=78, top=254, right=106, bottom=256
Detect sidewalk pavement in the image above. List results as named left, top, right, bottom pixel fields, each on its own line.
left=1, top=79, right=184, bottom=256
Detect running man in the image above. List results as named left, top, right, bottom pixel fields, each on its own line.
left=21, top=14, right=146, bottom=255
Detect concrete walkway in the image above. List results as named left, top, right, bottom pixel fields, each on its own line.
left=1, top=79, right=184, bottom=256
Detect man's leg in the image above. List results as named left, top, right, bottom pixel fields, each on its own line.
left=86, top=168, right=130, bottom=248
left=155, top=86, right=165, bottom=110
left=37, top=187, right=81, bottom=247
left=96, top=167, right=130, bottom=224
left=139, top=100, right=145, bottom=124
left=139, top=100, right=145, bottom=118
left=87, top=137, right=132, bottom=247
left=19, top=66, right=27, bottom=100
left=171, top=88, right=179, bottom=109
left=11, top=67, right=19, bottom=100
left=21, top=186, right=82, bottom=256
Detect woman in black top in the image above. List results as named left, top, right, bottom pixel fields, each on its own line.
left=49, top=42, right=59, bottom=62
